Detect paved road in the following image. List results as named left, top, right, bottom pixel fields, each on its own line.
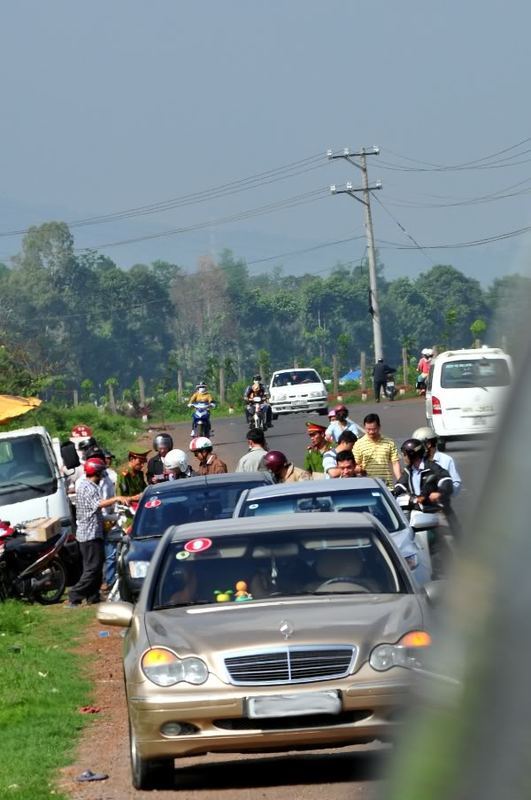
left=130, top=397, right=491, bottom=800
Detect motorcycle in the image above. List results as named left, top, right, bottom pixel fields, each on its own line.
left=107, top=502, right=137, bottom=603
left=395, top=494, right=454, bottom=579
left=416, top=373, right=428, bottom=397
left=384, top=376, right=397, bottom=401
left=189, top=401, right=214, bottom=438
left=0, top=525, right=71, bottom=604
left=249, top=396, right=267, bottom=431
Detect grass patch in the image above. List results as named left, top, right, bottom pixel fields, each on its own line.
left=0, top=601, right=95, bottom=800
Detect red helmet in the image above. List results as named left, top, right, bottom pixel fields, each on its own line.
left=84, top=457, right=107, bottom=477
left=264, top=450, right=288, bottom=474
left=334, top=404, right=348, bottom=417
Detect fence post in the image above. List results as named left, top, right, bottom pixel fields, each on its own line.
left=219, top=366, right=225, bottom=405
left=177, top=369, right=183, bottom=400
left=402, top=347, right=409, bottom=388
left=108, top=383, right=117, bottom=414
left=332, top=354, right=338, bottom=397
left=73, top=389, right=79, bottom=406
left=138, top=375, right=146, bottom=407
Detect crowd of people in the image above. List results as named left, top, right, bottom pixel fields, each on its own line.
left=65, top=356, right=458, bottom=607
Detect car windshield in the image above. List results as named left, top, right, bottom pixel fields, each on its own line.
left=441, top=358, right=511, bottom=389
left=151, top=527, right=404, bottom=609
left=240, top=488, right=404, bottom=533
left=272, top=370, right=321, bottom=387
left=133, top=482, right=264, bottom=538
left=0, top=435, right=56, bottom=503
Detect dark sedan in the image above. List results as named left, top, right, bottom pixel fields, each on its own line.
left=118, top=472, right=273, bottom=601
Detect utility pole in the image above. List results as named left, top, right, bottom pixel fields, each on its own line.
left=328, top=146, right=383, bottom=361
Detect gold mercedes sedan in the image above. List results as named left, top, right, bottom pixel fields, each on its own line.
left=98, top=512, right=434, bottom=790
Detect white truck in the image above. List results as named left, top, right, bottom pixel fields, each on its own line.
left=0, top=425, right=74, bottom=531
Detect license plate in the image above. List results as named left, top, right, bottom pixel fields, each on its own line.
left=292, top=401, right=306, bottom=407
left=473, top=416, right=487, bottom=426
left=247, top=690, right=340, bottom=719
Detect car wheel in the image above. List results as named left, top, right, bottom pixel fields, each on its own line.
left=272, top=413, right=279, bottom=421
left=318, top=407, right=329, bottom=416
left=118, top=578, right=135, bottom=604
left=129, top=720, right=174, bottom=790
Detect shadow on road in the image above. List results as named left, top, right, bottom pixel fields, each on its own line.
left=169, top=747, right=389, bottom=791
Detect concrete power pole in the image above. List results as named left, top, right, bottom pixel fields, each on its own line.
left=328, top=146, right=383, bottom=361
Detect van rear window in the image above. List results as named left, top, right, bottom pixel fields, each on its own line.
left=441, top=359, right=511, bottom=389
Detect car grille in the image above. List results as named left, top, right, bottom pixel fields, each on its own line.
left=224, top=646, right=356, bottom=685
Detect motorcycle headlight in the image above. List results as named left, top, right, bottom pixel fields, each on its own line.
left=141, top=648, right=208, bottom=687
left=370, top=630, right=431, bottom=672
left=128, top=560, right=150, bottom=579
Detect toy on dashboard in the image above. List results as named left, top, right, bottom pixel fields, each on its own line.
left=214, top=588, right=233, bottom=603
left=234, top=580, right=253, bottom=601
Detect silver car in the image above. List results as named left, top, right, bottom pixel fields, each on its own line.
left=233, top=477, right=432, bottom=585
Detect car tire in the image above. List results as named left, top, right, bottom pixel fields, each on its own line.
left=130, top=720, right=174, bottom=790
left=272, top=413, right=279, bottom=421
left=318, top=407, right=329, bottom=416
left=118, top=578, right=135, bottom=604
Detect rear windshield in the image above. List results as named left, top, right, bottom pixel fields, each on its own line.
left=441, top=358, right=511, bottom=389
left=132, top=481, right=266, bottom=538
left=240, top=488, right=404, bottom=533
left=151, top=527, right=405, bottom=609
left=272, top=370, right=321, bottom=387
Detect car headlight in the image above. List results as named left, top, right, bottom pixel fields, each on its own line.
left=274, top=393, right=286, bottom=401
left=310, top=390, right=323, bottom=397
left=142, top=648, right=209, bottom=686
left=370, top=631, right=431, bottom=672
left=128, top=560, right=150, bottom=579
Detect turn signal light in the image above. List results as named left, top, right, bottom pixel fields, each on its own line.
left=432, top=396, right=442, bottom=415
left=399, top=631, right=432, bottom=648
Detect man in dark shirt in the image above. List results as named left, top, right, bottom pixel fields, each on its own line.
left=373, top=358, right=396, bottom=402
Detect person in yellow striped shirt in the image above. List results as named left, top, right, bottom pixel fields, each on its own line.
left=353, top=413, right=401, bottom=488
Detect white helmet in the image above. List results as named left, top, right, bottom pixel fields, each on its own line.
left=412, top=426, right=438, bottom=443
left=189, top=437, right=213, bottom=452
left=421, top=348, right=434, bottom=357
left=163, top=448, right=188, bottom=472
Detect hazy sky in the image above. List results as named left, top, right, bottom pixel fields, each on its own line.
left=1, top=0, right=530, bottom=284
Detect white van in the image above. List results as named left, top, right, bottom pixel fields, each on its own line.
left=269, top=368, right=328, bottom=416
left=0, top=425, right=73, bottom=529
left=425, top=347, right=512, bottom=448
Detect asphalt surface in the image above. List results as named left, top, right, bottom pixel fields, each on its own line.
left=124, top=397, right=492, bottom=800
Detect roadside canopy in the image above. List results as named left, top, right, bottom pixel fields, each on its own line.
left=0, top=394, right=42, bottom=424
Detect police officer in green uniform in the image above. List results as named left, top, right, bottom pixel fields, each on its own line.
left=116, top=451, right=149, bottom=500
left=303, top=422, right=332, bottom=477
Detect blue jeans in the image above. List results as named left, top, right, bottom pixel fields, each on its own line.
left=103, top=538, right=118, bottom=586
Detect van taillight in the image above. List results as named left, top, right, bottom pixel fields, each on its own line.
left=432, top=396, right=442, bottom=415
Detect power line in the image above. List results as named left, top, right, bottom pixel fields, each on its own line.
left=0, top=153, right=327, bottom=238
left=372, top=194, right=436, bottom=267
left=246, top=233, right=365, bottom=265
left=75, top=187, right=329, bottom=251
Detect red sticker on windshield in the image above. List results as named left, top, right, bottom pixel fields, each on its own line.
left=144, top=498, right=162, bottom=509
left=184, top=537, right=212, bottom=553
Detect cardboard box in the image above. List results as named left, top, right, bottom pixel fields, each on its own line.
left=24, top=517, right=62, bottom=542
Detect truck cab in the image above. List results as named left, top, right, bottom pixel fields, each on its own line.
left=0, top=426, right=73, bottom=531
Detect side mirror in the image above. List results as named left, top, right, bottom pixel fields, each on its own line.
left=97, top=600, right=134, bottom=627
left=410, top=510, right=439, bottom=531
left=60, top=441, right=80, bottom=470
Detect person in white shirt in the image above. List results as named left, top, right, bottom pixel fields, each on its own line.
left=325, top=404, right=364, bottom=443
left=236, top=429, right=268, bottom=473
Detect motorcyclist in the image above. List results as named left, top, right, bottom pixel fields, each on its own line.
left=373, top=358, right=396, bottom=402
left=412, top=426, right=462, bottom=495
left=394, top=438, right=455, bottom=575
left=394, top=438, right=453, bottom=513
left=263, top=450, right=310, bottom=483
left=147, top=432, right=174, bottom=484
left=162, top=448, right=193, bottom=480
left=188, top=382, right=216, bottom=437
left=243, top=374, right=273, bottom=428
left=189, top=437, right=228, bottom=475
left=416, top=348, right=433, bottom=395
